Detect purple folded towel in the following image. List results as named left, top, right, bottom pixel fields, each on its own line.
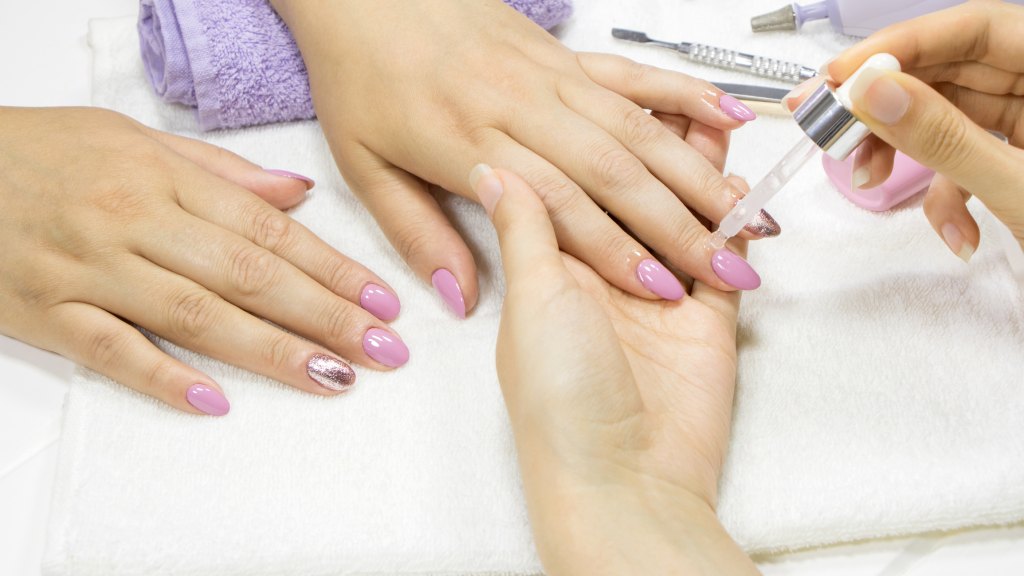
left=138, top=0, right=574, bottom=131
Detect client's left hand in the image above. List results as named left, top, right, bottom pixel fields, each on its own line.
left=471, top=165, right=759, bottom=575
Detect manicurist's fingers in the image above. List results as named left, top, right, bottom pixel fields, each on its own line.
left=44, top=302, right=231, bottom=416
left=923, top=173, right=980, bottom=262
left=828, top=1, right=1024, bottom=83
left=150, top=129, right=312, bottom=210
left=469, top=165, right=565, bottom=287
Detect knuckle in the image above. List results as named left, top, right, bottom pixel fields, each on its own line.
left=619, top=106, right=664, bottom=148
left=391, top=224, right=435, bottom=265
left=141, top=357, right=179, bottom=392
left=247, top=206, right=294, bottom=252
left=318, top=301, right=361, bottom=346
left=526, top=171, right=580, bottom=224
left=916, top=108, right=971, bottom=170
left=586, top=143, right=644, bottom=192
left=624, top=59, right=652, bottom=86
left=166, top=289, right=221, bottom=341
left=85, top=328, right=131, bottom=369
left=665, top=216, right=707, bottom=257
left=257, top=331, right=295, bottom=375
left=226, top=244, right=280, bottom=297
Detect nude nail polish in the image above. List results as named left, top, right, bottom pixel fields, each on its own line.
left=711, top=249, right=761, bottom=290
left=307, top=353, right=356, bottom=391
left=431, top=268, right=466, bottom=318
left=360, top=283, right=401, bottom=322
left=362, top=328, right=410, bottom=368
left=265, top=169, right=315, bottom=190
left=185, top=384, right=230, bottom=416
left=719, top=94, right=757, bottom=122
left=636, top=258, right=685, bottom=301
left=941, top=222, right=975, bottom=263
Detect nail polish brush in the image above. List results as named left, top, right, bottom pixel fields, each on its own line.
left=611, top=28, right=817, bottom=83
left=709, top=53, right=901, bottom=250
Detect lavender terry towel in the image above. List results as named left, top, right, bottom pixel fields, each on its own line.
left=138, top=0, right=574, bottom=131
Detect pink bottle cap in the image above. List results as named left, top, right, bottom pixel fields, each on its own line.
left=822, top=151, right=934, bottom=212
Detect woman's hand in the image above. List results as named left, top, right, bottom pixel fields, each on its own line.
left=272, top=0, right=771, bottom=318
left=792, top=0, right=1024, bottom=259
left=471, top=164, right=758, bottom=575
left=0, top=107, right=409, bottom=416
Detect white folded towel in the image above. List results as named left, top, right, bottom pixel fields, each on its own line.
left=44, top=2, right=1024, bottom=574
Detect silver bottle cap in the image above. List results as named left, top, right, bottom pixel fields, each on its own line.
left=792, top=82, right=869, bottom=161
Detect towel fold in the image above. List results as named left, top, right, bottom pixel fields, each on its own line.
left=44, top=2, right=1024, bottom=574
left=137, top=0, right=574, bottom=130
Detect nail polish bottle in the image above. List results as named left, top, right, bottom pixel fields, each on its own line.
left=821, top=151, right=934, bottom=211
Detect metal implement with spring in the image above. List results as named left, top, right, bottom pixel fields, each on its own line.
left=611, top=28, right=817, bottom=84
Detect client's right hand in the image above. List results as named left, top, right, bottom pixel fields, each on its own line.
left=826, top=0, right=1024, bottom=258
left=0, top=107, right=408, bottom=416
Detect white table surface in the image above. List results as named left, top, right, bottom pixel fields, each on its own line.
left=0, top=1, right=1021, bottom=574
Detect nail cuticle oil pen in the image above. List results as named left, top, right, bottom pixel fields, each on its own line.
left=709, top=53, right=901, bottom=250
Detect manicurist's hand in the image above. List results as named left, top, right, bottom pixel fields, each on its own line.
left=793, top=0, right=1024, bottom=259
left=0, top=107, right=409, bottom=416
left=470, top=164, right=759, bottom=575
left=271, top=0, right=773, bottom=318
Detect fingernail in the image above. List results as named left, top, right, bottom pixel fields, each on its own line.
left=636, top=258, right=685, bottom=301
left=850, top=70, right=910, bottom=125
left=725, top=185, right=781, bottom=238
left=362, top=328, right=410, bottom=368
left=711, top=249, right=761, bottom=290
left=431, top=268, right=466, bottom=318
left=719, top=94, right=757, bottom=122
left=360, top=283, right=401, bottom=322
left=744, top=210, right=782, bottom=238
left=941, top=222, right=975, bottom=263
left=781, top=77, right=820, bottom=113
left=852, top=143, right=872, bottom=189
left=469, top=163, right=503, bottom=215
left=265, top=169, right=315, bottom=190
left=185, top=384, right=230, bottom=416
left=307, top=353, right=356, bottom=391
left=818, top=58, right=834, bottom=79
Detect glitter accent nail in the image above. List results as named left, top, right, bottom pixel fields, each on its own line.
left=306, top=353, right=356, bottom=391
left=745, top=209, right=782, bottom=238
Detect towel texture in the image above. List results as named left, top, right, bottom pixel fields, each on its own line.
left=45, top=1, right=1024, bottom=574
left=137, top=0, right=574, bottom=130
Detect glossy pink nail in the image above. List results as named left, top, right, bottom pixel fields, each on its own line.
left=431, top=268, right=466, bottom=318
left=711, top=249, right=761, bottom=290
left=265, top=169, right=315, bottom=190
left=719, top=94, right=757, bottom=122
left=360, top=283, right=401, bottom=322
left=636, top=258, right=685, bottom=300
left=185, top=384, right=230, bottom=416
left=363, top=328, right=410, bottom=368
left=307, top=353, right=355, bottom=391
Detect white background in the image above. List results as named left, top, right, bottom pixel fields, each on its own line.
left=0, top=1, right=1021, bottom=574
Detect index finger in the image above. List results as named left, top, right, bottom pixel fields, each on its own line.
left=829, top=1, right=1024, bottom=82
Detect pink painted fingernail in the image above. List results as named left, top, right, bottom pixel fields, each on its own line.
left=265, top=169, right=315, bottom=190
left=431, top=268, right=466, bottom=318
left=185, top=384, right=230, bottom=416
left=307, top=353, right=356, bottom=391
left=636, top=258, right=685, bottom=301
left=363, top=328, right=410, bottom=368
left=719, top=94, right=757, bottom=122
left=360, top=283, right=401, bottom=322
left=711, top=249, right=761, bottom=290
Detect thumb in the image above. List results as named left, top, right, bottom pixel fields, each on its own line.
left=846, top=69, right=1020, bottom=219
left=468, top=164, right=565, bottom=287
